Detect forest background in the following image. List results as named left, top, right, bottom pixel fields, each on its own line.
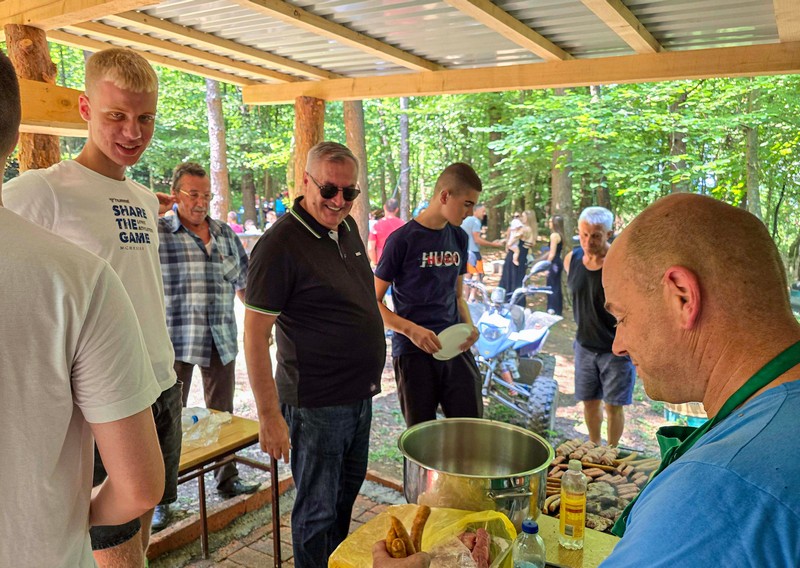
left=6, top=42, right=800, bottom=280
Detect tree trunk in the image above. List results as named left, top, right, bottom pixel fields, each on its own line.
left=590, top=86, right=611, bottom=210
left=5, top=24, right=60, bottom=171
left=377, top=104, right=395, bottom=206
left=486, top=104, right=504, bottom=240
left=344, top=100, right=370, bottom=245
left=205, top=78, right=230, bottom=220
left=552, top=89, right=575, bottom=240
left=293, top=96, right=325, bottom=199
left=669, top=92, right=690, bottom=193
left=399, top=97, right=410, bottom=221
left=744, top=87, right=763, bottom=220
left=241, top=170, right=257, bottom=225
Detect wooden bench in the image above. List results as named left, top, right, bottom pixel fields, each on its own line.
left=178, top=414, right=282, bottom=564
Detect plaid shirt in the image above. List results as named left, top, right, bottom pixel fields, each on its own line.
left=158, top=214, right=249, bottom=367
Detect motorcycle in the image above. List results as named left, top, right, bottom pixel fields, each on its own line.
left=466, top=261, right=562, bottom=435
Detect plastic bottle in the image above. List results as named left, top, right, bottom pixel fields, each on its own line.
left=512, top=519, right=546, bottom=568
left=181, top=407, right=211, bottom=431
left=559, top=458, right=588, bottom=550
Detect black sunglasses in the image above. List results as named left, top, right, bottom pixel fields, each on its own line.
left=306, top=171, right=361, bottom=202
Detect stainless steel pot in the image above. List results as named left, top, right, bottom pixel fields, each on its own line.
left=398, top=418, right=554, bottom=529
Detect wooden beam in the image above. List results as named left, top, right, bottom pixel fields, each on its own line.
left=580, top=0, right=661, bottom=54
left=774, top=0, right=800, bottom=42
left=66, top=21, right=296, bottom=83
left=243, top=41, right=800, bottom=104
left=0, top=0, right=158, bottom=30
left=47, top=30, right=259, bottom=86
left=233, top=0, right=443, bottom=72
left=106, top=11, right=340, bottom=81
left=443, top=0, right=572, bottom=61
left=20, top=78, right=86, bottom=137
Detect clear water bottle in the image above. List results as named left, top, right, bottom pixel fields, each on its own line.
left=512, top=519, right=546, bottom=568
left=559, top=459, right=588, bottom=550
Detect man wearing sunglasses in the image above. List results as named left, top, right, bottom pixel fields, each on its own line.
left=155, top=162, right=256, bottom=530
left=244, top=142, right=385, bottom=567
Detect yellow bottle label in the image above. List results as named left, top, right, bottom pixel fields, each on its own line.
left=559, top=489, right=586, bottom=539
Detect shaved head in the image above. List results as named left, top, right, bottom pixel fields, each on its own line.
left=614, top=193, right=790, bottom=318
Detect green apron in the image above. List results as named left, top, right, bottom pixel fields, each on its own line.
left=611, top=340, right=800, bottom=537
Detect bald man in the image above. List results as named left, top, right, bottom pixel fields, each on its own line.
left=599, top=194, right=800, bottom=566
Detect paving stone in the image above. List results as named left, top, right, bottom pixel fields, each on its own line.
left=227, top=546, right=272, bottom=567
left=211, top=538, right=246, bottom=561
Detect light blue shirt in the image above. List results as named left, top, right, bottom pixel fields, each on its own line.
left=601, top=381, right=800, bottom=567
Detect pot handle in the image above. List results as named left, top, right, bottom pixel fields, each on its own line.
left=487, top=489, right=533, bottom=500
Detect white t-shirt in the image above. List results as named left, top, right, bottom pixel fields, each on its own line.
left=0, top=208, right=161, bottom=567
left=5, top=160, right=177, bottom=391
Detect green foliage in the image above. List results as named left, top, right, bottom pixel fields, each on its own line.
left=28, top=42, right=800, bottom=265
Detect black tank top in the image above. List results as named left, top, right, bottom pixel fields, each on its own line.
left=567, top=247, right=616, bottom=352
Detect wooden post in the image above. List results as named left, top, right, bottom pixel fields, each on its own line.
left=293, top=96, right=325, bottom=199
left=5, top=24, right=60, bottom=171
left=344, top=100, right=369, bottom=245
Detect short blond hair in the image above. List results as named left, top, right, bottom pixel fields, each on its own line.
left=85, top=48, right=158, bottom=94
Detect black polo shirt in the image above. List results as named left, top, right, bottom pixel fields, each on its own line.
left=245, top=197, right=384, bottom=408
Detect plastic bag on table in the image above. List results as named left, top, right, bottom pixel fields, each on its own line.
left=181, top=407, right=232, bottom=449
left=328, top=504, right=516, bottom=568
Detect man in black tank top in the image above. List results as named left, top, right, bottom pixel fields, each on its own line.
left=565, top=207, right=635, bottom=447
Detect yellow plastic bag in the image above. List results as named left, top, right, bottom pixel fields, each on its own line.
left=329, top=504, right=517, bottom=568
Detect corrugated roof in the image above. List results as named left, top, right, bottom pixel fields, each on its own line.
left=32, top=0, right=794, bottom=90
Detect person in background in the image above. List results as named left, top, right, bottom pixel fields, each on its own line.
left=498, top=210, right=536, bottom=306
left=375, top=163, right=483, bottom=427
left=544, top=215, right=566, bottom=315
left=264, top=209, right=278, bottom=230
left=460, top=203, right=504, bottom=302
left=227, top=210, right=244, bottom=234
left=600, top=193, right=800, bottom=566
left=243, top=218, right=262, bottom=234
left=274, top=190, right=287, bottom=216
left=0, top=49, right=164, bottom=568
left=564, top=206, right=635, bottom=447
left=4, top=47, right=180, bottom=567
left=156, top=162, right=257, bottom=529
left=368, top=197, right=404, bottom=266
left=245, top=142, right=385, bottom=567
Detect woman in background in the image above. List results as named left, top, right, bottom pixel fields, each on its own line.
left=499, top=210, right=537, bottom=306
left=544, top=215, right=566, bottom=315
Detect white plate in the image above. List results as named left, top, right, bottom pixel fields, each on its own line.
left=433, top=323, right=473, bottom=361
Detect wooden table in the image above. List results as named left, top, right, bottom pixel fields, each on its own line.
left=536, top=514, right=619, bottom=568
left=178, top=414, right=281, bottom=564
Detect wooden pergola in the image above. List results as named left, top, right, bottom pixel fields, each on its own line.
left=4, top=0, right=800, bottom=185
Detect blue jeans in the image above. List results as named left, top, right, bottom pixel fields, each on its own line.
left=282, top=399, right=372, bottom=567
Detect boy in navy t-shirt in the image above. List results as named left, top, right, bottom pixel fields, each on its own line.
left=374, top=163, right=484, bottom=426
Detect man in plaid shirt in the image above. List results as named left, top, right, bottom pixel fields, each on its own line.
left=157, top=162, right=257, bottom=527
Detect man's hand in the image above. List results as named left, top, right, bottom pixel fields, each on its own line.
left=259, top=411, right=291, bottom=464
left=156, top=192, right=176, bottom=215
left=372, top=540, right=431, bottom=568
left=408, top=324, right=442, bottom=355
left=459, top=326, right=479, bottom=351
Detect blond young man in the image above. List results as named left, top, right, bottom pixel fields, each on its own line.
left=374, top=163, right=483, bottom=426
left=5, top=48, right=180, bottom=567
left=0, top=52, right=164, bottom=568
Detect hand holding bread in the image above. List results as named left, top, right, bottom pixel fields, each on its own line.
left=383, top=505, right=431, bottom=558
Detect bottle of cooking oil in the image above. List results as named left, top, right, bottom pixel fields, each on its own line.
left=559, top=459, right=588, bottom=549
